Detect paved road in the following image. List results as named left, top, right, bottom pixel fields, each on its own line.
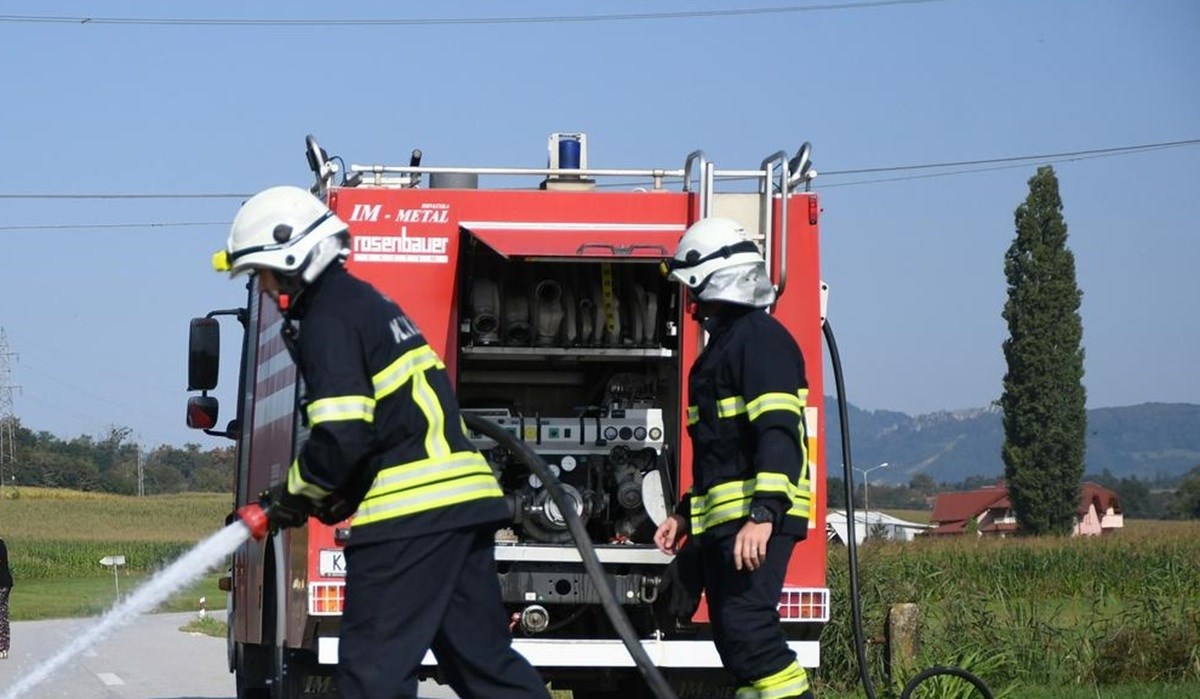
left=0, top=612, right=457, bottom=698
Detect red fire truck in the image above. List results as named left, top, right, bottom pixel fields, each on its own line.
left=186, top=133, right=829, bottom=698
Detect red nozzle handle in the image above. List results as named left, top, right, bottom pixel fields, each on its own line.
left=237, top=502, right=270, bottom=540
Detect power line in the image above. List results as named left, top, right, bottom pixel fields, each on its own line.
left=0, top=0, right=958, bottom=27
left=821, top=137, right=1200, bottom=176
left=0, top=193, right=248, bottom=200
left=0, top=221, right=226, bottom=232
left=0, top=136, right=1195, bottom=208
left=821, top=141, right=1200, bottom=188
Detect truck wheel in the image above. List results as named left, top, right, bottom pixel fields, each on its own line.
left=571, top=676, right=655, bottom=699
left=234, top=641, right=271, bottom=699
left=670, top=676, right=736, bottom=699
left=272, top=647, right=337, bottom=699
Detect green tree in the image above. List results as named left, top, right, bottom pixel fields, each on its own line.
left=826, top=477, right=847, bottom=509
left=909, top=473, right=936, bottom=496
left=1170, top=464, right=1200, bottom=519
left=1000, top=166, right=1087, bottom=535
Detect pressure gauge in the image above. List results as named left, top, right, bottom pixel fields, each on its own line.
left=561, top=455, right=577, bottom=472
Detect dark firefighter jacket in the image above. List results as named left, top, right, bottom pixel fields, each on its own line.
left=676, top=306, right=813, bottom=539
left=282, top=264, right=508, bottom=546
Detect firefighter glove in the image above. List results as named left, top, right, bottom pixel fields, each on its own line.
left=312, top=468, right=372, bottom=525
left=312, top=492, right=356, bottom=526
left=262, top=483, right=312, bottom=530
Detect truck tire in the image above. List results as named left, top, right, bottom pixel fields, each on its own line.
left=259, top=553, right=338, bottom=699
left=570, top=672, right=736, bottom=699
left=272, top=647, right=337, bottom=699
left=571, top=675, right=655, bottom=699
left=672, top=681, right=735, bottom=699
left=234, top=641, right=271, bottom=699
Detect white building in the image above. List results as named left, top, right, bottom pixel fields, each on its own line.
left=826, top=510, right=930, bottom=546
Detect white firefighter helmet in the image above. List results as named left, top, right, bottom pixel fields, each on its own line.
left=213, top=185, right=349, bottom=284
left=663, top=216, right=776, bottom=308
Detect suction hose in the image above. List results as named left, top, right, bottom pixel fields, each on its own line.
left=463, top=412, right=679, bottom=699
left=823, top=319, right=994, bottom=699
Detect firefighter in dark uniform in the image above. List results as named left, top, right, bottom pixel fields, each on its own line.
left=655, top=217, right=815, bottom=699
left=215, top=185, right=549, bottom=699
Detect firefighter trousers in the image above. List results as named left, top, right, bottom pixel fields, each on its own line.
left=338, top=526, right=549, bottom=699
left=700, top=531, right=813, bottom=699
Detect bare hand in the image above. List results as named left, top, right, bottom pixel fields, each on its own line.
left=654, top=514, right=689, bottom=555
left=734, top=521, right=773, bottom=571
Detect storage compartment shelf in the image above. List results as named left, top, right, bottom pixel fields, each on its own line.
left=461, top=346, right=674, bottom=361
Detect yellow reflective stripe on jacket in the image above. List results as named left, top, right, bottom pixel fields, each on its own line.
left=744, top=660, right=810, bottom=699
left=354, top=450, right=503, bottom=525
left=788, top=482, right=813, bottom=519
left=710, top=390, right=808, bottom=422
left=692, top=474, right=814, bottom=534
left=689, top=479, right=754, bottom=535
left=367, top=452, right=492, bottom=498
left=306, top=395, right=375, bottom=425
left=716, top=396, right=746, bottom=418
left=686, top=406, right=699, bottom=426
left=746, top=392, right=803, bottom=421
left=410, top=371, right=451, bottom=458
left=355, top=475, right=503, bottom=525
left=287, top=458, right=331, bottom=499
left=788, top=458, right=814, bottom=520
left=754, top=471, right=792, bottom=497
left=371, top=344, right=444, bottom=401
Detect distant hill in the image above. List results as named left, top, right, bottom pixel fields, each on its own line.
left=822, top=399, right=1200, bottom=485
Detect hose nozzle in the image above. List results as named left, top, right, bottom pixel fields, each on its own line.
left=237, top=502, right=271, bottom=540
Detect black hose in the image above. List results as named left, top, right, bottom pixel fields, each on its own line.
left=463, top=413, right=679, bottom=699
left=900, top=666, right=995, bottom=699
left=823, top=319, right=880, bottom=699
left=823, top=320, right=994, bottom=699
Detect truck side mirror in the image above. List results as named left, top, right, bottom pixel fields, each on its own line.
left=188, top=318, right=220, bottom=391
left=187, top=395, right=219, bottom=430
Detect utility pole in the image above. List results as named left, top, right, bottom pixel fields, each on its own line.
left=0, top=329, right=19, bottom=499
left=136, top=436, right=145, bottom=497
left=853, top=461, right=891, bottom=533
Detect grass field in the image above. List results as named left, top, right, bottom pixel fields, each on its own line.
left=0, top=487, right=232, bottom=620
left=819, top=683, right=1200, bottom=698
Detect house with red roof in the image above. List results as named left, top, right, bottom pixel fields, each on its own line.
left=926, top=481, right=1123, bottom=537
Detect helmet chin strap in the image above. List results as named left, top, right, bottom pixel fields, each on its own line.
left=270, top=233, right=350, bottom=314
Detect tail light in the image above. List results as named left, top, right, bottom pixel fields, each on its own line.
left=778, top=587, right=829, bottom=622
left=309, top=583, right=346, bottom=615
left=808, top=197, right=819, bottom=226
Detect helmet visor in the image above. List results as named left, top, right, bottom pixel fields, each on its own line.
left=661, top=239, right=760, bottom=283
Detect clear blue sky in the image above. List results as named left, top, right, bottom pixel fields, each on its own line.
left=1, top=0, right=1197, bottom=449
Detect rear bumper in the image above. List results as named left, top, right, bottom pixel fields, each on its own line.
left=316, top=637, right=819, bottom=668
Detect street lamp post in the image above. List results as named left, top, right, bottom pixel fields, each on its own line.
left=853, top=462, right=890, bottom=534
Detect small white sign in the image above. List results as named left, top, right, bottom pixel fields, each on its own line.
left=319, top=549, right=347, bottom=577
left=99, top=555, right=126, bottom=567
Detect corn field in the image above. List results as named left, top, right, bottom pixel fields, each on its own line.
left=818, top=521, right=1200, bottom=693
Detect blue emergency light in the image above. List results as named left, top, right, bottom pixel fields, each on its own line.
left=558, top=136, right=582, bottom=171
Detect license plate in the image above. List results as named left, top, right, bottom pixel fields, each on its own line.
left=318, top=549, right=347, bottom=577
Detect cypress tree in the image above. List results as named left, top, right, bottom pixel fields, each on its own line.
left=1001, top=166, right=1087, bottom=535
